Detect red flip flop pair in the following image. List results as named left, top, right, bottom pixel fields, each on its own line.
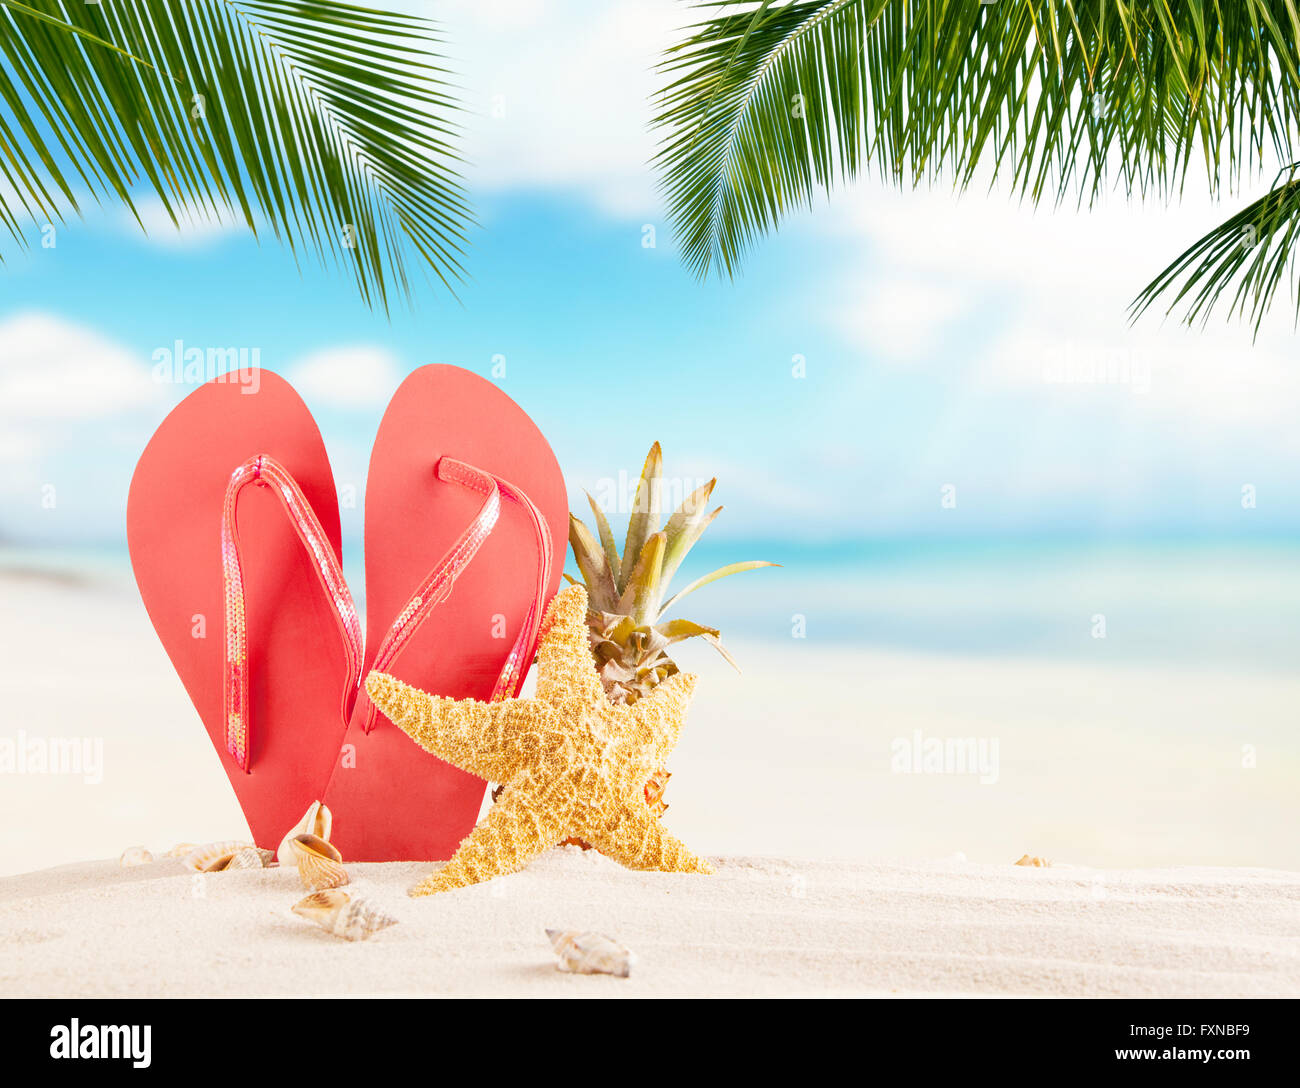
left=127, top=366, right=567, bottom=861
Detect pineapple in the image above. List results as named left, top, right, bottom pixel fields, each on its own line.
left=566, top=442, right=777, bottom=824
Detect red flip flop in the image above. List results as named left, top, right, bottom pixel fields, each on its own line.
left=127, top=371, right=362, bottom=848
left=323, top=365, right=568, bottom=861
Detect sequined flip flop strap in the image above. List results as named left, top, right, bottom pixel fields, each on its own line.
left=356, top=456, right=553, bottom=734
left=481, top=466, right=552, bottom=702
left=221, top=454, right=363, bottom=773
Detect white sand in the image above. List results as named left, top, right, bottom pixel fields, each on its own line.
left=1, top=849, right=1296, bottom=997
left=3, top=562, right=1298, bottom=996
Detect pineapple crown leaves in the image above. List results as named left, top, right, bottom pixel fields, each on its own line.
left=567, top=441, right=778, bottom=673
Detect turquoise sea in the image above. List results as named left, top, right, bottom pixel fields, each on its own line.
left=694, top=536, right=1300, bottom=670
left=7, top=535, right=1300, bottom=671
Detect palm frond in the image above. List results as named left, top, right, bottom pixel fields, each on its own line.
left=0, top=0, right=471, bottom=311
left=1132, top=166, right=1300, bottom=334
left=653, top=0, right=1300, bottom=326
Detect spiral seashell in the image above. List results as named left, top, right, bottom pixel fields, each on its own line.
left=183, top=840, right=260, bottom=873
left=163, top=843, right=196, bottom=858
left=1014, top=854, right=1051, bottom=868
left=289, top=833, right=349, bottom=890
left=119, top=847, right=153, bottom=867
left=546, top=930, right=632, bottom=977
left=276, top=801, right=333, bottom=868
left=292, top=889, right=397, bottom=941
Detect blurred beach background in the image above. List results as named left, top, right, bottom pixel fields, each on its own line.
left=3, top=538, right=1299, bottom=876
left=2, top=0, right=1299, bottom=876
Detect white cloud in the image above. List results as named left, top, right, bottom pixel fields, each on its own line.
left=0, top=312, right=164, bottom=515
left=818, top=172, right=1235, bottom=303
left=838, top=279, right=969, bottom=363
left=815, top=166, right=1300, bottom=429
left=0, top=429, right=42, bottom=499
left=0, top=312, right=159, bottom=420
left=409, top=0, right=681, bottom=217
left=755, top=159, right=1300, bottom=533
left=118, top=197, right=246, bottom=249
left=287, top=346, right=402, bottom=409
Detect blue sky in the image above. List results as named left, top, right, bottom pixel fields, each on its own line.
left=3, top=0, right=1300, bottom=557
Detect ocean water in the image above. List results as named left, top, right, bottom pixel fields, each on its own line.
left=674, top=537, right=1300, bottom=671
left=5, top=536, right=1300, bottom=670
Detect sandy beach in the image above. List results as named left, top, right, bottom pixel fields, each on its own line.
left=3, top=560, right=1299, bottom=997
left=2, top=848, right=1296, bottom=997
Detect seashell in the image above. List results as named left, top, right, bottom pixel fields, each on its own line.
left=545, top=929, right=632, bottom=978
left=163, top=843, right=196, bottom=858
left=224, top=847, right=270, bottom=871
left=292, top=889, right=397, bottom=941
left=1014, top=853, right=1051, bottom=868
left=289, top=833, right=349, bottom=890
left=276, top=801, right=332, bottom=868
left=119, top=847, right=153, bottom=867
left=644, top=768, right=672, bottom=817
left=182, top=840, right=260, bottom=873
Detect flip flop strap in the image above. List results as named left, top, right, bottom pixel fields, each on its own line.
left=483, top=470, right=552, bottom=702
left=221, top=454, right=363, bottom=773
left=358, top=456, right=552, bottom=734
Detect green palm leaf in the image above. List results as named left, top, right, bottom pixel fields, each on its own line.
left=1132, top=166, right=1300, bottom=334
left=653, top=0, right=1300, bottom=328
left=0, top=0, right=471, bottom=311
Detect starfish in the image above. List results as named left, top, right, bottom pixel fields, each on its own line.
left=364, top=584, right=714, bottom=896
